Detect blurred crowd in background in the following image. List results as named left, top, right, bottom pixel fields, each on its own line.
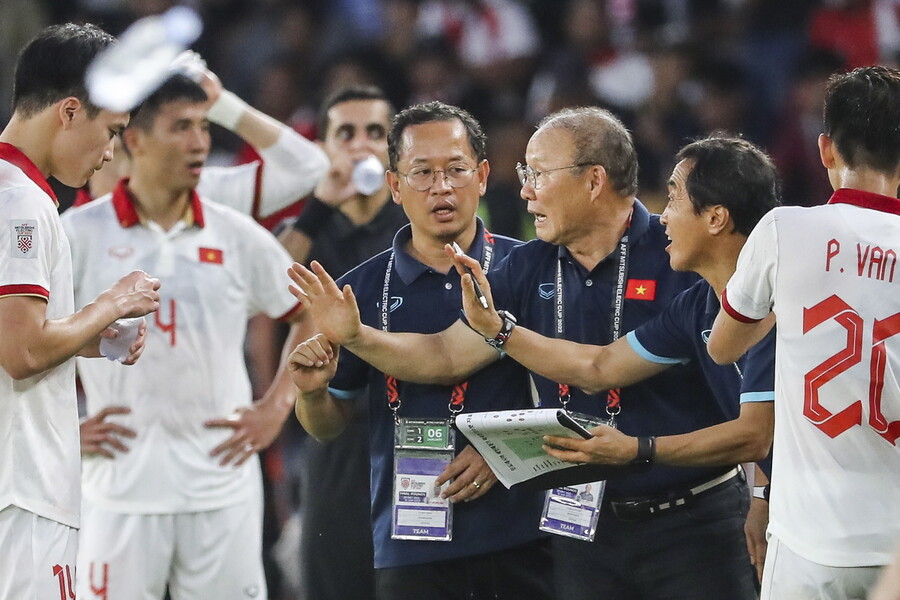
left=2, top=1, right=898, bottom=597
left=4, top=0, right=900, bottom=230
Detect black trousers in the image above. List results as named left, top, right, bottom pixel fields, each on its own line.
left=553, top=476, right=757, bottom=600
left=375, top=537, right=554, bottom=600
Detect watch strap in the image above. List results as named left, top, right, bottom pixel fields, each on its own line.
left=485, top=310, right=516, bottom=350
left=752, top=483, right=770, bottom=501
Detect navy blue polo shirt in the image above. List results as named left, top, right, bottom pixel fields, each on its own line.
left=628, top=279, right=776, bottom=477
left=488, top=201, right=734, bottom=498
left=328, top=219, right=546, bottom=569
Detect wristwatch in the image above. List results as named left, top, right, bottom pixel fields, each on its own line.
left=752, top=483, right=770, bottom=501
left=484, top=310, right=517, bottom=350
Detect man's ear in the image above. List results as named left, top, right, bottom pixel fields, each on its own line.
left=476, top=159, right=490, bottom=197
left=708, top=204, right=732, bottom=235
left=386, top=169, right=402, bottom=205
left=587, top=164, right=608, bottom=199
left=818, top=133, right=837, bottom=170
left=122, top=127, right=141, bottom=155
left=58, top=97, right=82, bottom=129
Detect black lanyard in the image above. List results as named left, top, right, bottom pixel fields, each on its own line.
left=382, top=232, right=494, bottom=420
left=556, top=213, right=631, bottom=418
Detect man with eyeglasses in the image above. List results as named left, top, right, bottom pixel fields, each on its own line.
left=289, top=101, right=552, bottom=600
left=289, top=106, right=759, bottom=599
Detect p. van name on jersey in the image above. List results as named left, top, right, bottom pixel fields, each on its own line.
left=825, top=238, right=897, bottom=283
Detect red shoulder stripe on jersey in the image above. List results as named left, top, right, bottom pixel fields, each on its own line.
left=0, top=284, right=49, bottom=299
left=828, top=188, right=900, bottom=216
left=0, top=143, right=58, bottom=206
left=278, top=302, right=304, bottom=322
left=721, top=289, right=761, bottom=324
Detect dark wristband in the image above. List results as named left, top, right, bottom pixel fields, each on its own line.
left=633, top=436, right=656, bottom=466
left=292, top=197, right=336, bottom=236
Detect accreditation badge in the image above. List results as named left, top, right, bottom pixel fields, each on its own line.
left=392, top=418, right=456, bottom=541
left=539, top=412, right=610, bottom=542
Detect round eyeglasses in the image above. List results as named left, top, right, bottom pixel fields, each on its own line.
left=515, top=162, right=595, bottom=190
left=395, top=165, right=477, bottom=192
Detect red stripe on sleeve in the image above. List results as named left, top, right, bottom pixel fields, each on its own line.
left=721, top=289, right=761, bottom=324
left=0, top=284, right=49, bottom=299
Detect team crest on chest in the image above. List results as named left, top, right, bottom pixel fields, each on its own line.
left=10, top=219, right=37, bottom=258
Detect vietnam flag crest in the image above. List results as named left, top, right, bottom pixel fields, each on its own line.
left=199, top=247, right=224, bottom=264
left=625, top=279, right=656, bottom=301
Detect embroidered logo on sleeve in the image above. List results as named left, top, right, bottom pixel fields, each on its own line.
left=11, top=219, right=38, bottom=259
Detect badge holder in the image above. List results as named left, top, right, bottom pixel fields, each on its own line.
left=392, top=418, right=455, bottom=542
left=540, top=412, right=611, bottom=542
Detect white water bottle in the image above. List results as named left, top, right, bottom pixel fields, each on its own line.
left=86, top=6, right=203, bottom=112
left=351, top=155, right=385, bottom=196
left=100, top=317, right=145, bottom=363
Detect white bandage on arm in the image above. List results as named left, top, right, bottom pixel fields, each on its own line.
left=206, top=90, right=247, bottom=131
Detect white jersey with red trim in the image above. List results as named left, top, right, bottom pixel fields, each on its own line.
left=0, top=145, right=80, bottom=528
left=62, top=181, right=299, bottom=513
left=723, top=189, right=900, bottom=567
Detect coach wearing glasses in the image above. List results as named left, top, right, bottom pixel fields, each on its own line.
left=290, top=101, right=551, bottom=600
left=291, top=106, right=757, bottom=600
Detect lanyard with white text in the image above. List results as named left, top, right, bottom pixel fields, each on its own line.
left=555, top=214, right=631, bottom=418
left=382, top=232, right=495, bottom=421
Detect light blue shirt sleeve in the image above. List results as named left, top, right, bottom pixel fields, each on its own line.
left=739, top=391, right=774, bottom=404
left=625, top=331, right=690, bottom=365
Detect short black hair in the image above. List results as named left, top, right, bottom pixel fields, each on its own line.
left=127, top=74, right=208, bottom=131
left=388, top=101, right=486, bottom=171
left=824, top=66, right=900, bottom=176
left=12, top=23, right=114, bottom=118
left=318, top=86, right=394, bottom=141
left=537, top=107, right=639, bottom=198
left=675, top=135, right=780, bottom=236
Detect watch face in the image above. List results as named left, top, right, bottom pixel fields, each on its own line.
left=498, top=310, right=516, bottom=324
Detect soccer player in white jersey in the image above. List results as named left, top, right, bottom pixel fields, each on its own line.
left=709, top=65, right=900, bottom=599
left=78, top=57, right=330, bottom=455
left=0, top=23, right=161, bottom=600
left=64, top=74, right=305, bottom=600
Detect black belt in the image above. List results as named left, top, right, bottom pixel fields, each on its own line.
left=606, top=466, right=741, bottom=521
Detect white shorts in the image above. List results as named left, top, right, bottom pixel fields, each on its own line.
left=762, top=534, right=882, bottom=600
left=75, top=494, right=266, bottom=600
left=0, top=505, right=78, bottom=600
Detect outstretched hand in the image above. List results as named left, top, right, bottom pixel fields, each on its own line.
left=444, top=244, right=503, bottom=338
left=287, top=261, right=361, bottom=345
